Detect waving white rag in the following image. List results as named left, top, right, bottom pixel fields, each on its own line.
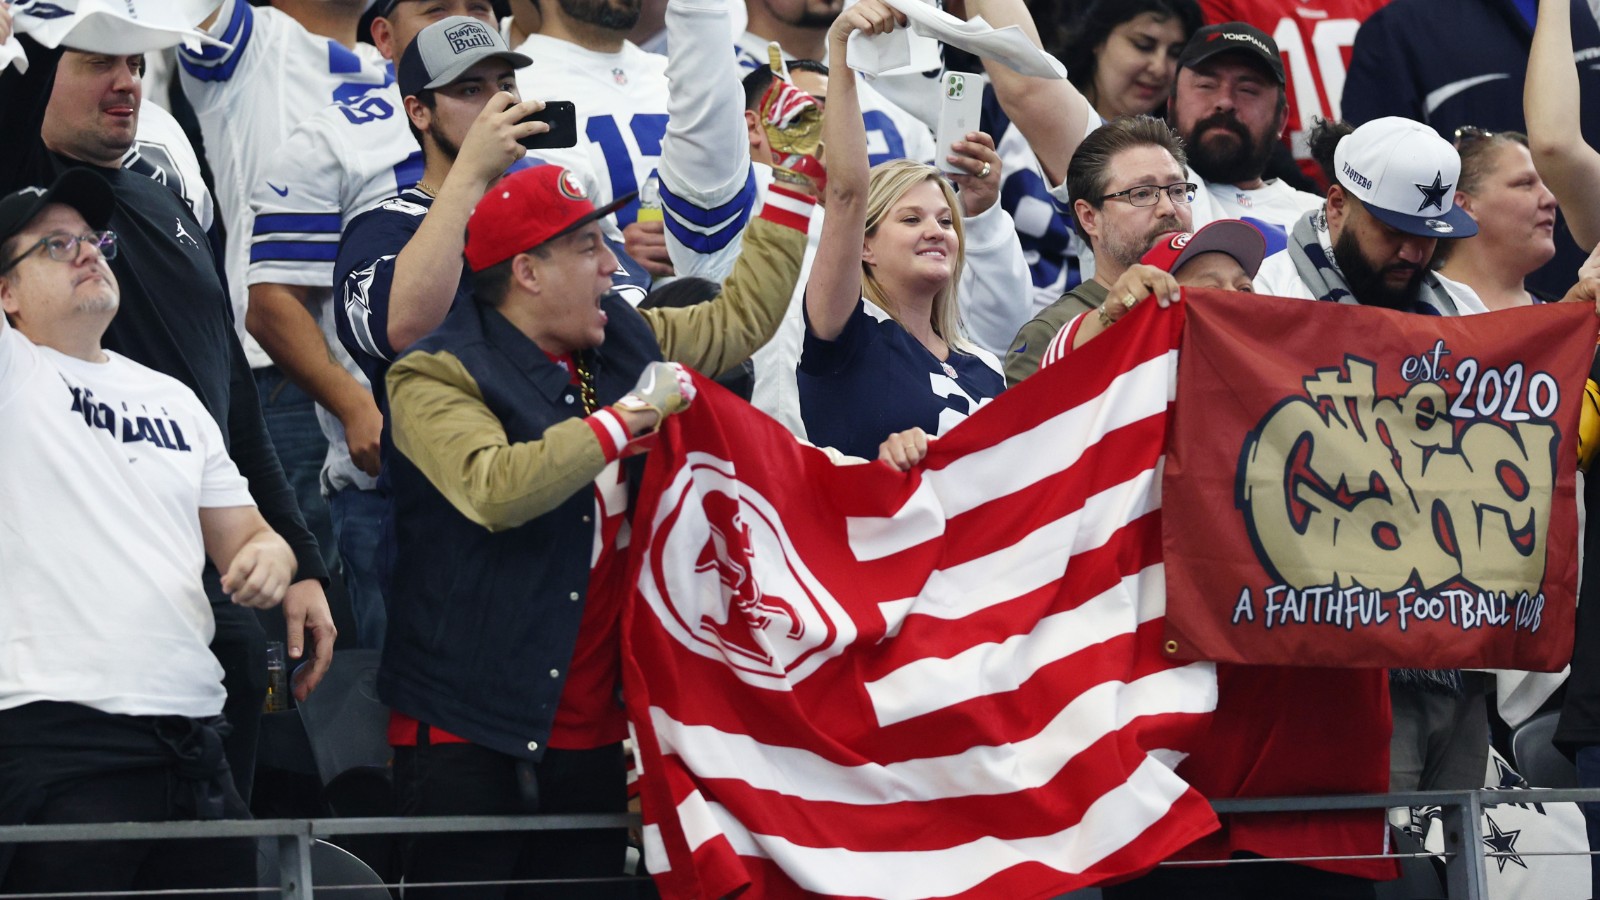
left=843, top=0, right=1067, bottom=79
left=2, top=0, right=226, bottom=74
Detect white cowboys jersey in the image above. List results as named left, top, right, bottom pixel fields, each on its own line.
left=655, top=0, right=758, bottom=281
left=512, top=34, right=671, bottom=229
left=178, top=0, right=389, bottom=367
left=245, top=84, right=422, bottom=494
left=246, top=82, right=423, bottom=294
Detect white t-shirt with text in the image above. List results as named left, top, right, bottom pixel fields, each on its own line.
left=0, top=325, right=252, bottom=718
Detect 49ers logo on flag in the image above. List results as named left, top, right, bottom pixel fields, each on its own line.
left=1163, top=289, right=1594, bottom=671
left=637, top=452, right=853, bottom=688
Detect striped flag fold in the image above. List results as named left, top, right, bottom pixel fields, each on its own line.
left=622, top=301, right=1217, bottom=899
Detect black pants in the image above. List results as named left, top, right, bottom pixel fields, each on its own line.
left=0, top=705, right=255, bottom=899
left=394, top=740, right=629, bottom=899
left=1101, top=857, right=1379, bottom=900
left=208, top=583, right=269, bottom=805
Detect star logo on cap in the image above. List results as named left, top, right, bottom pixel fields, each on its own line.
left=1415, top=172, right=1450, bottom=212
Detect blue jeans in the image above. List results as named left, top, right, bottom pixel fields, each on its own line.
left=329, top=486, right=389, bottom=651
left=1575, top=745, right=1600, bottom=892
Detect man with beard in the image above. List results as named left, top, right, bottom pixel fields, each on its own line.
left=1167, top=22, right=1322, bottom=255
left=1254, top=116, right=1486, bottom=316
left=1004, top=115, right=1192, bottom=383
left=327, top=17, right=540, bottom=651
left=510, top=0, right=681, bottom=277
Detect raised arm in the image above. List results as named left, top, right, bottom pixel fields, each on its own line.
left=656, top=0, right=758, bottom=281
left=387, top=93, right=541, bottom=352
left=1528, top=0, right=1600, bottom=252
left=803, top=3, right=885, bottom=342
left=645, top=184, right=814, bottom=372
left=961, top=0, right=1093, bottom=188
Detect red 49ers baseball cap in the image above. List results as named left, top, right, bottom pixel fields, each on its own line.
left=464, top=166, right=636, bottom=272
left=1139, top=219, right=1267, bottom=277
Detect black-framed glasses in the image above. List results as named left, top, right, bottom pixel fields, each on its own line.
left=0, top=230, right=118, bottom=275
left=1098, top=182, right=1197, bottom=208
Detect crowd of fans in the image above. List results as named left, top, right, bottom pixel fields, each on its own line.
left=3, top=0, right=1600, bottom=896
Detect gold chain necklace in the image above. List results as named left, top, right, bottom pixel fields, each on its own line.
left=574, top=353, right=598, bottom=414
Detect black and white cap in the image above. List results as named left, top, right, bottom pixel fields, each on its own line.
left=1332, top=117, right=1478, bottom=238
left=0, top=170, right=114, bottom=252
left=397, top=17, right=532, bottom=99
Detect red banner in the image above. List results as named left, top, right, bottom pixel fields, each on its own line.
left=622, top=310, right=1217, bottom=900
left=1163, top=289, right=1595, bottom=670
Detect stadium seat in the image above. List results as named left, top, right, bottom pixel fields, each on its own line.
left=256, top=837, right=391, bottom=900
left=1512, top=711, right=1578, bottom=789
left=297, top=649, right=392, bottom=786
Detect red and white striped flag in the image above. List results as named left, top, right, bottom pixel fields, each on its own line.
left=622, top=302, right=1218, bottom=899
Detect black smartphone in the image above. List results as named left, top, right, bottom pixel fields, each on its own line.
left=518, top=101, right=578, bottom=150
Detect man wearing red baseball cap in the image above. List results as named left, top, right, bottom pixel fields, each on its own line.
left=376, top=162, right=815, bottom=896
left=1038, top=219, right=1266, bottom=367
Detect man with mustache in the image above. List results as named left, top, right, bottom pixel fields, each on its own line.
left=1166, top=23, right=1323, bottom=255
left=1004, top=115, right=1191, bottom=383
left=1254, top=116, right=1485, bottom=316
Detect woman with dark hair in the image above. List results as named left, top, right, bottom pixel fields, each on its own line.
left=1058, top=0, right=1203, bottom=121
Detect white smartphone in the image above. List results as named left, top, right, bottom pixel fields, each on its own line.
left=935, top=71, right=984, bottom=175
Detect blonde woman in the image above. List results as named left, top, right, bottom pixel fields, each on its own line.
left=799, top=0, right=1019, bottom=459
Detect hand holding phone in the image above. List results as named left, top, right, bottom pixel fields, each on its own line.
left=518, top=101, right=578, bottom=150
left=935, top=72, right=983, bottom=176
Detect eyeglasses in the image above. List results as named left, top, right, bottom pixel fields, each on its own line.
left=0, top=230, right=118, bottom=275
left=1453, top=125, right=1495, bottom=148
left=1098, top=182, right=1197, bottom=208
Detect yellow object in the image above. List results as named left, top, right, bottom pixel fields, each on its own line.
left=1579, top=377, right=1600, bottom=471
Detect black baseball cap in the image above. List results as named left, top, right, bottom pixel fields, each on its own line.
left=1177, top=23, right=1286, bottom=86
left=0, top=169, right=115, bottom=254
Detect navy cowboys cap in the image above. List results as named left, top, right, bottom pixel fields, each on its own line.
left=1333, top=117, right=1478, bottom=238
left=1177, top=22, right=1286, bottom=86
left=0, top=169, right=115, bottom=255
left=398, top=17, right=531, bottom=99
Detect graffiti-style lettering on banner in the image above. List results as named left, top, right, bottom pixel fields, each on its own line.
left=1162, top=290, right=1594, bottom=671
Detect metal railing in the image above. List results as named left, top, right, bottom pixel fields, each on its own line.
left=2, top=789, right=1597, bottom=898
